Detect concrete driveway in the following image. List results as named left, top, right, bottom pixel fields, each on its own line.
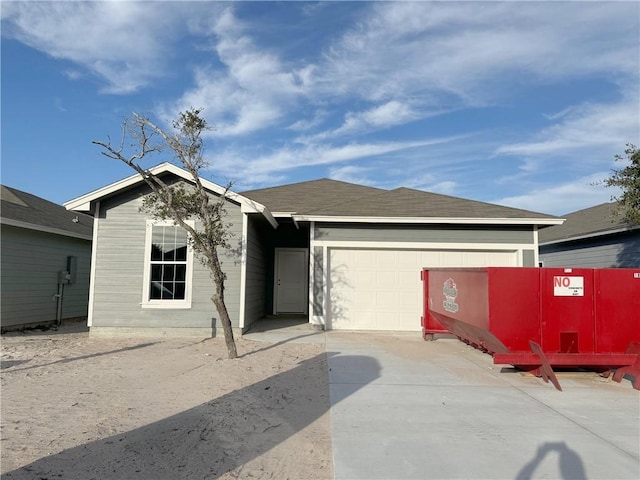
left=325, top=332, right=640, bottom=480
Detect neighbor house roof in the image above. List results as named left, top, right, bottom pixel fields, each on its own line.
left=539, top=202, right=638, bottom=245
left=64, top=162, right=277, bottom=228
left=243, top=179, right=563, bottom=226
left=1, top=185, right=93, bottom=240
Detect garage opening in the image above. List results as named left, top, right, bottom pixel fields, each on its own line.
left=327, top=248, right=517, bottom=331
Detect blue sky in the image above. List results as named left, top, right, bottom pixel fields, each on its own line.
left=2, top=1, right=639, bottom=216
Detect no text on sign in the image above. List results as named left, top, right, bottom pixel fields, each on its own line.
left=553, top=276, right=584, bottom=296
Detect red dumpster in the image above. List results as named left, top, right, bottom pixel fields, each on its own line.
left=421, top=267, right=640, bottom=389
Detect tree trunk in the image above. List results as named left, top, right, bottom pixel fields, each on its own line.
left=212, top=292, right=237, bottom=359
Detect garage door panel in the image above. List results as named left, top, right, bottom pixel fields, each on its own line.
left=443, top=251, right=465, bottom=265
left=376, top=291, right=395, bottom=309
left=418, top=251, right=443, bottom=266
left=353, top=290, right=375, bottom=309
left=397, top=251, right=418, bottom=267
left=328, top=248, right=517, bottom=331
left=376, top=271, right=396, bottom=289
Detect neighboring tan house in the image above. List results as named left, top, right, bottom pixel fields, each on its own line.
left=539, top=202, right=640, bottom=268
left=1, top=185, right=93, bottom=331
left=65, top=162, right=562, bottom=335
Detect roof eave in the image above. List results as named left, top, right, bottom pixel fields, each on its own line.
left=1, top=217, right=93, bottom=241
left=291, top=215, right=564, bottom=226
left=64, top=162, right=277, bottom=228
left=540, top=224, right=640, bottom=246
left=241, top=202, right=278, bottom=229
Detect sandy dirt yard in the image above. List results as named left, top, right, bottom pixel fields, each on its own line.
left=0, top=325, right=332, bottom=479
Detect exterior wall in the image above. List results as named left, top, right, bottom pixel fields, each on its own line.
left=540, top=231, right=640, bottom=268
left=243, top=214, right=268, bottom=328
left=309, top=222, right=538, bottom=328
left=1, top=225, right=91, bottom=330
left=90, top=183, right=243, bottom=333
left=523, top=249, right=536, bottom=267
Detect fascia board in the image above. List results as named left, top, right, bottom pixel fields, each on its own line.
left=539, top=224, right=639, bottom=246
left=1, top=217, right=93, bottom=241
left=64, top=162, right=224, bottom=210
left=270, top=212, right=298, bottom=217
left=63, top=170, right=144, bottom=211
left=241, top=201, right=279, bottom=229
left=292, top=215, right=565, bottom=226
left=64, top=162, right=277, bottom=227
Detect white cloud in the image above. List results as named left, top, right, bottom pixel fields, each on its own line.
left=338, top=101, right=416, bottom=135
left=160, top=7, right=311, bottom=136
left=287, top=110, right=329, bottom=132
left=1, top=2, right=220, bottom=94
left=208, top=137, right=459, bottom=183
left=428, top=181, right=458, bottom=196
left=494, top=172, right=619, bottom=215
left=496, top=99, right=640, bottom=159
left=159, top=2, right=638, bottom=142
left=296, top=101, right=420, bottom=143
left=360, top=101, right=415, bottom=128
left=316, top=2, right=639, bottom=105
left=400, top=175, right=458, bottom=196
left=328, top=165, right=375, bottom=186
left=167, top=66, right=285, bottom=136
left=241, top=140, right=436, bottom=174
left=177, top=0, right=638, bottom=160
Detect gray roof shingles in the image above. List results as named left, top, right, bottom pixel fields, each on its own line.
left=1, top=185, right=93, bottom=238
left=242, top=179, right=556, bottom=220
left=539, top=202, right=636, bottom=243
left=241, top=178, right=384, bottom=213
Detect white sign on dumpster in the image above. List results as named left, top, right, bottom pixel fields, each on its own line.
left=553, top=276, right=584, bottom=296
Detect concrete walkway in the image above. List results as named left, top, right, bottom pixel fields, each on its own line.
left=244, top=323, right=639, bottom=479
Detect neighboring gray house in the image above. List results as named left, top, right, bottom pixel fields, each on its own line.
left=65, top=162, right=562, bottom=335
left=1, top=185, right=93, bottom=331
left=539, top=202, right=640, bottom=268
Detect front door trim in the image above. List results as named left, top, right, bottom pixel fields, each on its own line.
left=273, top=248, right=309, bottom=315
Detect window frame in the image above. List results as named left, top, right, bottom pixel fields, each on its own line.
left=141, top=219, right=195, bottom=309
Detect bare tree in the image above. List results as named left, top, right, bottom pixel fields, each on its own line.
left=93, top=109, right=238, bottom=359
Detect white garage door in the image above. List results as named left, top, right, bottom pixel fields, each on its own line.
left=327, top=249, right=517, bottom=331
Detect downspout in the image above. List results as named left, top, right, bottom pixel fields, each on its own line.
left=86, top=201, right=100, bottom=327
left=55, top=282, right=65, bottom=327
left=238, top=213, right=248, bottom=332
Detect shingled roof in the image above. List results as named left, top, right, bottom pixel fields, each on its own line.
left=539, top=202, right=637, bottom=244
left=242, top=179, right=558, bottom=222
left=241, top=178, right=384, bottom=214
left=305, top=186, right=555, bottom=219
left=1, top=185, right=93, bottom=240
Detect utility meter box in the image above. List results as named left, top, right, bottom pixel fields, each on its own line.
left=66, top=255, right=77, bottom=284
left=58, top=270, right=72, bottom=285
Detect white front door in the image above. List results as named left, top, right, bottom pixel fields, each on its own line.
left=274, top=248, right=308, bottom=314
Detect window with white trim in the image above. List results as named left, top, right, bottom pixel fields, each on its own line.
left=142, top=220, right=194, bottom=308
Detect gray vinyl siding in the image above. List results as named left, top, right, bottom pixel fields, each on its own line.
left=523, top=249, right=536, bottom=267
left=243, top=214, right=267, bottom=327
left=91, top=184, right=243, bottom=329
left=1, top=225, right=91, bottom=329
left=540, top=232, right=640, bottom=268
left=314, top=224, right=535, bottom=244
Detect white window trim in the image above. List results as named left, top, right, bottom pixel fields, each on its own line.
left=141, top=219, right=195, bottom=309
